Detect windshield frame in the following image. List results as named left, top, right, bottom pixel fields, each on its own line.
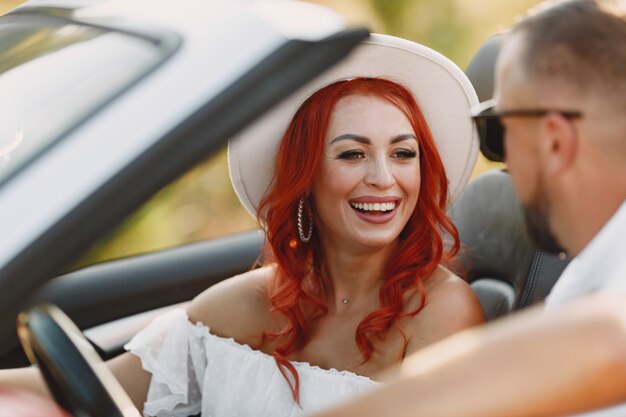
left=0, top=11, right=180, bottom=188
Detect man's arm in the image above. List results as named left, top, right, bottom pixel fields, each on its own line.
left=313, top=295, right=626, bottom=417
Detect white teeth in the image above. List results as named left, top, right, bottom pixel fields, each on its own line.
left=350, top=201, right=396, bottom=212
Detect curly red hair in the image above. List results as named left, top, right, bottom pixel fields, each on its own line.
left=257, top=78, right=460, bottom=402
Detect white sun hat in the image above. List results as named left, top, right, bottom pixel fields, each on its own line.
left=228, top=33, right=479, bottom=220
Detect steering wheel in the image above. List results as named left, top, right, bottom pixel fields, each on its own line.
left=16, top=304, right=141, bottom=417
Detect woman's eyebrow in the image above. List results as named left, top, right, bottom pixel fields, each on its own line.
left=390, top=133, right=417, bottom=144
left=331, top=133, right=417, bottom=145
left=331, top=134, right=369, bottom=144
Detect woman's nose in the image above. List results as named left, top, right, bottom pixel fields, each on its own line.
left=365, top=157, right=394, bottom=189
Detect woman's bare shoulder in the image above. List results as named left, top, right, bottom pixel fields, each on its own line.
left=186, top=265, right=278, bottom=344
left=423, top=266, right=477, bottom=299
left=404, top=265, right=486, bottom=354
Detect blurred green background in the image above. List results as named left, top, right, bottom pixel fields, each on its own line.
left=1, top=0, right=543, bottom=267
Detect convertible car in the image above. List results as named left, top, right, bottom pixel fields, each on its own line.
left=0, top=0, right=570, bottom=416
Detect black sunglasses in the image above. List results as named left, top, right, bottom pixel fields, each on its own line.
left=471, top=99, right=582, bottom=162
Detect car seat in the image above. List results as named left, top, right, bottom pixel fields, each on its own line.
left=449, top=33, right=571, bottom=320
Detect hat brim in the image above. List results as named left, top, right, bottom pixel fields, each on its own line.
left=229, top=33, right=479, bottom=220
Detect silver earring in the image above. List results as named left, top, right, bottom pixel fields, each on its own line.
left=297, top=198, right=313, bottom=243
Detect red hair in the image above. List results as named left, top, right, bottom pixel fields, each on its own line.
left=257, top=78, right=460, bottom=402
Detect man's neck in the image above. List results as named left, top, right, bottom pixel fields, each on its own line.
left=566, top=194, right=626, bottom=256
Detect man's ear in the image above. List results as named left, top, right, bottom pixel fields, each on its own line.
left=539, top=113, right=578, bottom=177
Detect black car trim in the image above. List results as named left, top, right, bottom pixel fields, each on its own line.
left=35, top=231, right=265, bottom=333
left=0, top=231, right=264, bottom=368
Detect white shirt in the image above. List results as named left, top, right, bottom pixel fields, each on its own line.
left=545, top=200, right=626, bottom=416
left=546, top=201, right=626, bottom=307
left=125, top=309, right=378, bottom=417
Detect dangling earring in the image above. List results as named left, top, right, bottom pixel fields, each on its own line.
left=297, top=198, right=313, bottom=243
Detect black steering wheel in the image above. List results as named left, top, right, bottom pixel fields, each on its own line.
left=16, top=304, right=141, bottom=417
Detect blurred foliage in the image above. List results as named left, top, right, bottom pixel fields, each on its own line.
left=74, top=0, right=545, bottom=268
left=76, top=147, right=257, bottom=268
left=0, top=1, right=24, bottom=16
left=369, top=0, right=414, bottom=33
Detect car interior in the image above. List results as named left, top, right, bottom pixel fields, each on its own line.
left=0, top=33, right=571, bottom=373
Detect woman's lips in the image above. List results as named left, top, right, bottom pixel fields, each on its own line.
left=349, top=199, right=400, bottom=224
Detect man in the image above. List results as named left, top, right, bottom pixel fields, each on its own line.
left=493, top=0, right=626, bottom=309
left=313, top=0, right=626, bottom=416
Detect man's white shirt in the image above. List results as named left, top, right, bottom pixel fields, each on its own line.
left=545, top=200, right=626, bottom=416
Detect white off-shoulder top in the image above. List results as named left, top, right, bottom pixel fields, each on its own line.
left=125, top=309, right=379, bottom=417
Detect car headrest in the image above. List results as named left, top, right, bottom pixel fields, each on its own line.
left=465, top=33, right=504, bottom=102
left=449, top=169, right=570, bottom=320
left=449, top=170, right=533, bottom=314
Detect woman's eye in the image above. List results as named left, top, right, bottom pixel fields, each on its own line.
left=337, top=150, right=365, bottom=160
left=392, top=149, right=418, bottom=159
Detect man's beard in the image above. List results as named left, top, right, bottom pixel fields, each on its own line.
left=522, top=182, right=566, bottom=255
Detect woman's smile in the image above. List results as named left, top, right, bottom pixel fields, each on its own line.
left=349, top=198, right=401, bottom=224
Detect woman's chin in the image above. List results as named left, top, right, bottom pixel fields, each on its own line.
left=351, top=233, right=401, bottom=250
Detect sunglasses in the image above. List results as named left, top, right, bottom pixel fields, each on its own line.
left=471, top=99, right=582, bottom=162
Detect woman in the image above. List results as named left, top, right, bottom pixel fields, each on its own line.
left=1, top=34, right=484, bottom=416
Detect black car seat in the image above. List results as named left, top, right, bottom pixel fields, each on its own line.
left=449, top=33, right=571, bottom=320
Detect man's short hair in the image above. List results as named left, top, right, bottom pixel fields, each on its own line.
left=512, top=0, right=626, bottom=111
